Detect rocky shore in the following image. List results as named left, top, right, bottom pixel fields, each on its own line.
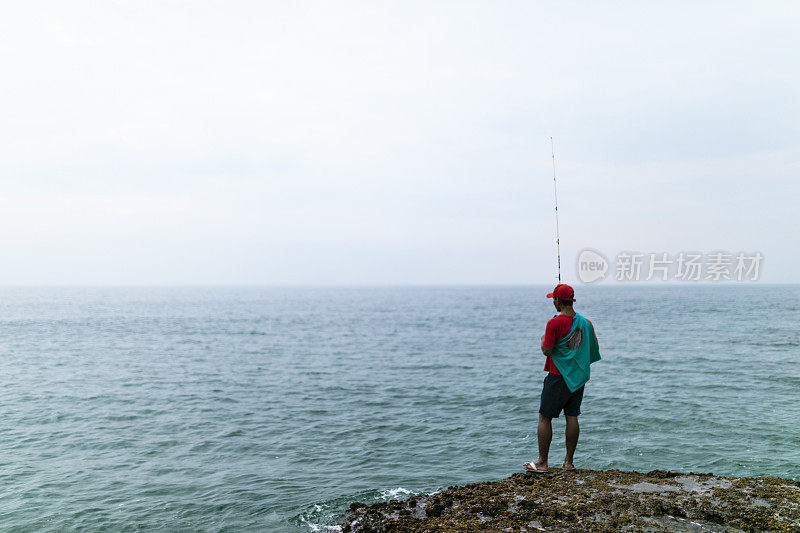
left=339, top=468, right=800, bottom=532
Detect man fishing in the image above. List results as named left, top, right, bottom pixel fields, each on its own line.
left=524, top=283, right=601, bottom=473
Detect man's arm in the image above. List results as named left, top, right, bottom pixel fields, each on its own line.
left=541, top=320, right=556, bottom=356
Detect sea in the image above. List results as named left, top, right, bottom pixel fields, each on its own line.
left=0, top=285, right=797, bottom=531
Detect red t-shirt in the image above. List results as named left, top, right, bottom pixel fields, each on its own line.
left=541, top=314, right=573, bottom=375
left=542, top=314, right=596, bottom=374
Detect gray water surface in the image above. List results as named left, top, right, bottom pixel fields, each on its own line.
left=0, top=286, right=797, bottom=531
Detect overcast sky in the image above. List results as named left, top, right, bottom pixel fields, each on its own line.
left=1, top=1, right=797, bottom=285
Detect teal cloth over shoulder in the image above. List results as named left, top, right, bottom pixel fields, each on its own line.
left=551, top=313, right=601, bottom=393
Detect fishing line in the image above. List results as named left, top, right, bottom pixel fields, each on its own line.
left=550, top=137, right=561, bottom=282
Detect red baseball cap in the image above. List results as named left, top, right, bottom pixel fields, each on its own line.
left=547, top=283, right=575, bottom=302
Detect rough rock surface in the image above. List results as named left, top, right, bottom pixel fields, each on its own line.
left=339, top=468, right=800, bottom=532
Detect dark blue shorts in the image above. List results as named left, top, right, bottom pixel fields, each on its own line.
left=539, top=373, right=584, bottom=418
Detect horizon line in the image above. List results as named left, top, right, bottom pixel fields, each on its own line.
left=0, top=282, right=794, bottom=289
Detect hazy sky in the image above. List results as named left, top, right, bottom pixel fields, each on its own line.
left=1, top=1, right=798, bottom=285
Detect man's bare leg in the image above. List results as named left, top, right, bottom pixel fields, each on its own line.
left=564, top=415, right=579, bottom=469
left=536, top=414, right=552, bottom=469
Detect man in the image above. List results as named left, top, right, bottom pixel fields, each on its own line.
left=524, top=283, right=601, bottom=473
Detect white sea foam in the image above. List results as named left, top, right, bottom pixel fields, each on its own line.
left=299, top=513, right=342, bottom=532
left=378, top=487, right=415, bottom=500
left=299, top=518, right=342, bottom=533
left=299, top=502, right=343, bottom=532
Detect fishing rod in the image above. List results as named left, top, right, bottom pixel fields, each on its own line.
left=550, top=137, right=561, bottom=282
